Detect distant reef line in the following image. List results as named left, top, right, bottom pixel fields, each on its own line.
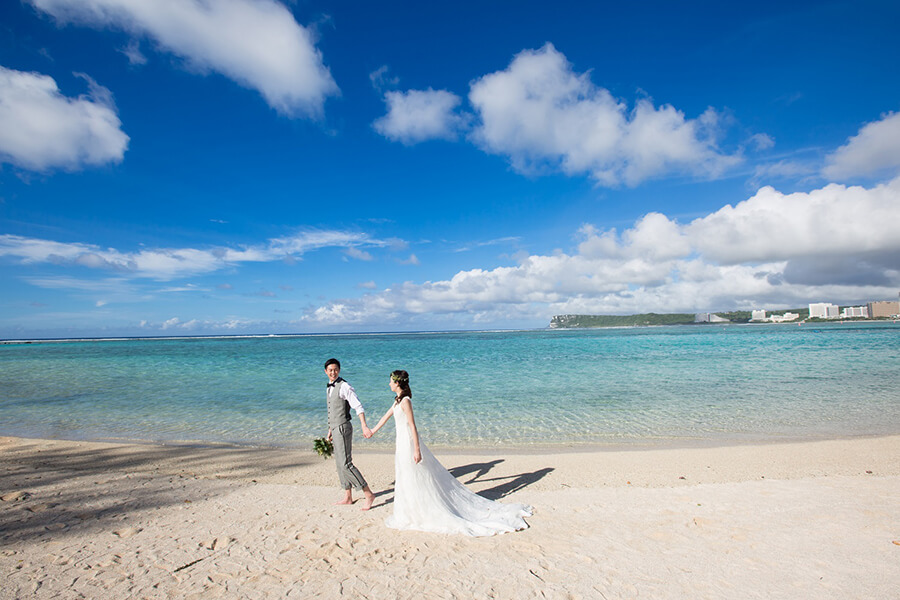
left=549, top=310, right=809, bottom=329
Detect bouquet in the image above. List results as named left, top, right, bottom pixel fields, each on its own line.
left=313, top=437, right=334, bottom=459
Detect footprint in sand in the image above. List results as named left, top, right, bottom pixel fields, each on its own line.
left=199, top=536, right=233, bottom=550
left=1, top=491, right=31, bottom=502
left=113, top=526, right=143, bottom=538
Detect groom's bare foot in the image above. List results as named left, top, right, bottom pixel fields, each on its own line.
left=360, top=488, right=375, bottom=511
left=335, top=492, right=354, bottom=505
left=334, top=498, right=354, bottom=505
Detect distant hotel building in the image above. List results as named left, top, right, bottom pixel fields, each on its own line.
left=749, top=309, right=797, bottom=323
left=868, top=300, right=900, bottom=318
left=770, top=312, right=799, bottom=323
left=695, top=313, right=730, bottom=323
left=809, top=302, right=840, bottom=319
left=840, top=306, right=868, bottom=318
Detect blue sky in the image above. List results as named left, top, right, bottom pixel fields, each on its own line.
left=1, top=0, right=899, bottom=338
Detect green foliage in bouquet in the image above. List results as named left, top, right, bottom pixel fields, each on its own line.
left=313, top=437, right=334, bottom=459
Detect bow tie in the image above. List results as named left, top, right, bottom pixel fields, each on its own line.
left=327, top=381, right=337, bottom=388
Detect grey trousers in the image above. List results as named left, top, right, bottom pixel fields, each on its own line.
left=333, top=422, right=367, bottom=490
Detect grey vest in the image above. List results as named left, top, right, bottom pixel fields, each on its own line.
left=326, top=377, right=351, bottom=428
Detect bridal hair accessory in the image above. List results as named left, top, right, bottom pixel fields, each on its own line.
left=391, top=372, right=409, bottom=385
left=313, top=437, right=334, bottom=458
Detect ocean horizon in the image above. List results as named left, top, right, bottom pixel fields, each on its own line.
left=2, top=322, right=898, bottom=450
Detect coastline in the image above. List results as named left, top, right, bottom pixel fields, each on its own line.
left=6, top=426, right=900, bottom=456
left=3, top=317, right=898, bottom=344
left=3, top=432, right=898, bottom=487
left=2, top=434, right=898, bottom=599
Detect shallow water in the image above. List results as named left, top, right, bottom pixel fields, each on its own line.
left=2, top=323, right=898, bottom=448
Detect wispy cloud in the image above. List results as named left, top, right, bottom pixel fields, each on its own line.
left=455, top=236, right=521, bottom=252
left=267, top=230, right=382, bottom=256
left=751, top=159, right=818, bottom=186
left=29, top=0, right=339, bottom=117
left=23, top=275, right=135, bottom=292
left=118, top=39, right=146, bottom=65
left=157, top=284, right=210, bottom=293
left=1, top=229, right=395, bottom=282
left=369, top=65, right=399, bottom=91
left=344, top=247, right=374, bottom=261
left=0, top=65, right=128, bottom=171
left=247, top=289, right=276, bottom=297
left=141, top=316, right=269, bottom=332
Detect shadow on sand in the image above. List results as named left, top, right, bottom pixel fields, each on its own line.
left=0, top=439, right=311, bottom=545
left=1, top=440, right=551, bottom=542
left=449, top=460, right=554, bottom=500
left=372, top=458, right=553, bottom=508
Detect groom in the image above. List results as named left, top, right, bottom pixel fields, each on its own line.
left=324, top=358, right=375, bottom=510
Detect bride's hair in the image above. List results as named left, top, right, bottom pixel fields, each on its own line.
left=391, top=369, right=412, bottom=402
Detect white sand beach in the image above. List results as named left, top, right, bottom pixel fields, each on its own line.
left=1, top=435, right=898, bottom=599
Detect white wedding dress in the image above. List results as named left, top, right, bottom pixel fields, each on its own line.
left=385, top=400, right=532, bottom=537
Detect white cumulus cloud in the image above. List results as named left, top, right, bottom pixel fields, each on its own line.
left=822, top=111, right=900, bottom=180
left=468, top=43, right=740, bottom=186
left=0, top=65, right=128, bottom=171
left=373, top=88, right=465, bottom=144
left=303, top=176, right=900, bottom=327
left=686, top=177, right=900, bottom=264
left=29, top=0, right=339, bottom=117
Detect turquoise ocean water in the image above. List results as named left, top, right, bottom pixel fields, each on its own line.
left=1, top=322, right=899, bottom=449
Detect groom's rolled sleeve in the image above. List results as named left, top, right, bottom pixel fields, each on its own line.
left=340, top=383, right=365, bottom=415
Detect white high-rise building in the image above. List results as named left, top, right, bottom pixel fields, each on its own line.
left=770, top=312, right=800, bottom=322
left=809, top=302, right=839, bottom=319
left=840, top=306, right=868, bottom=318
left=751, top=309, right=766, bottom=321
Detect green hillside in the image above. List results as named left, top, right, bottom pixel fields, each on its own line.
left=549, top=313, right=696, bottom=328
left=549, top=309, right=810, bottom=328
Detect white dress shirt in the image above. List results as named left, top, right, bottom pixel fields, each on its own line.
left=337, top=380, right=365, bottom=415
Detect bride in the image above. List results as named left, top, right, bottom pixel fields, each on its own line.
left=369, top=370, right=532, bottom=536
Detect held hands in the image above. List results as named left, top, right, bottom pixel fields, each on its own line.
left=362, top=426, right=374, bottom=439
